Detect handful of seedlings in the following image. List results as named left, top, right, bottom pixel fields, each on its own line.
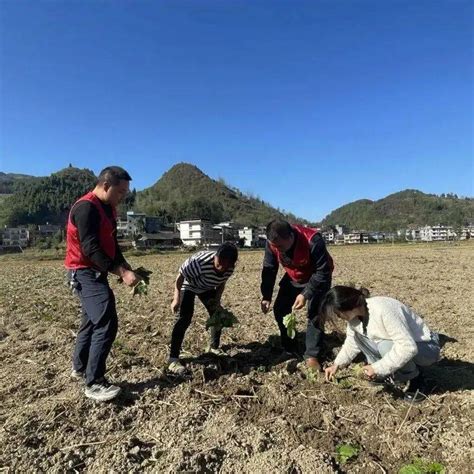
left=206, top=307, right=238, bottom=331
left=283, top=312, right=297, bottom=339
left=118, top=267, right=153, bottom=296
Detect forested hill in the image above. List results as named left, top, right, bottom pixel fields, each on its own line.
left=322, top=190, right=474, bottom=231
left=135, top=163, right=302, bottom=226
left=0, top=172, right=38, bottom=194
left=0, top=167, right=97, bottom=226
left=0, top=164, right=302, bottom=227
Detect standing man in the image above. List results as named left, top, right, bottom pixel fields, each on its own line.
left=65, top=166, right=140, bottom=401
left=260, top=219, right=333, bottom=370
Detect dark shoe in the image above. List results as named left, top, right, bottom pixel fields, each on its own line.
left=282, top=339, right=298, bottom=355
left=368, top=375, right=395, bottom=386
left=403, top=374, right=427, bottom=403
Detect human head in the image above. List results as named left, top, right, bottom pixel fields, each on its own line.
left=214, top=242, right=238, bottom=272
left=96, top=166, right=132, bottom=207
left=266, top=219, right=295, bottom=252
left=319, top=286, right=370, bottom=323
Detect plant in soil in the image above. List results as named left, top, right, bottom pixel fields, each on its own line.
left=399, top=458, right=446, bottom=474
left=206, top=307, right=238, bottom=331
left=335, top=443, right=360, bottom=465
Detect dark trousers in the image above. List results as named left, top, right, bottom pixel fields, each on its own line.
left=170, top=289, right=221, bottom=359
left=72, top=269, right=118, bottom=386
left=273, top=274, right=331, bottom=358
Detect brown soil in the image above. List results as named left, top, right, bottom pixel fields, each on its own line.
left=0, top=243, right=473, bottom=473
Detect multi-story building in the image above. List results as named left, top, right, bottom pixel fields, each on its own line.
left=238, top=226, right=260, bottom=247
left=178, top=219, right=221, bottom=247
left=2, top=227, right=30, bottom=248
left=405, top=229, right=421, bottom=241
left=38, top=224, right=61, bottom=236
left=460, top=225, right=474, bottom=240
left=420, top=225, right=456, bottom=241
left=344, top=232, right=369, bottom=244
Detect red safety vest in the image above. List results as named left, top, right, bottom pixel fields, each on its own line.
left=64, top=191, right=116, bottom=269
left=269, top=224, right=334, bottom=283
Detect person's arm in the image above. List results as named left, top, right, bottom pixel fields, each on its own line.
left=260, top=242, right=279, bottom=312
left=333, top=324, right=361, bottom=368
left=215, top=281, right=226, bottom=303
left=171, top=273, right=184, bottom=313
left=370, top=310, right=418, bottom=376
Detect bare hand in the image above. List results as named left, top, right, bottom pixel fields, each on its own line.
left=363, top=365, right=376, bottom=379
left=324, top=365, right=339, bottom=381
left=261, top=299, right=271, bottom=314
left=292, top=294, right=306, bottom=311
left=121, top=269, right=140, bottom=287
left=171, top=298, right=180, bottom=313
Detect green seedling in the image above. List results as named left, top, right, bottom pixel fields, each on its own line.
left=118, top=267, right=153, bottom=296
left=206, top=307, right=238, bottom=331
left=334, top=376, right=353, bottom=389
left=306, top=367, right=318, bottom=383
left=132, top=280, right=148, bottom=296
left=283, top=312, right=297, bottom=339
left=352, top=363, right=365, bottom=378
left=399, top=459, right=446, bottom=474
left=335, top=443, right=360, bottom=465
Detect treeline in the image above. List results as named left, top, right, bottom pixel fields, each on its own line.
left=322, top=190, right=474, bottom=231
left=0, top=167, right=97, bottom=226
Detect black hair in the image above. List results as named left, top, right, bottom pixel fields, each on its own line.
left=319, top=285, right=370, bottom=325
left=266, top=219, right=293, bottom=241
left=216, top=242, right=238, bottom=265
left=97, top=166, right=132, bottom=186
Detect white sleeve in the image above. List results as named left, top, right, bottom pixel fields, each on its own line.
left=371, top=309, right=418, bottom=376
left=334, top=324, right=361, bottom=367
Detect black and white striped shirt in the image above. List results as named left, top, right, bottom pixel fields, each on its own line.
left=180, top=251, right=234, bottom=294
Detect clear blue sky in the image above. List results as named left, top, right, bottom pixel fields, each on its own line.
left=1, top=0, right=472, bottom=221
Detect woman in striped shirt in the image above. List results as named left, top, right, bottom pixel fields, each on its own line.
left=168, top=242, right=238, bottom=374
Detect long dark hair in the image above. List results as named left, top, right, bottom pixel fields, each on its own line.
left=319, top=285, right=370, bottom=325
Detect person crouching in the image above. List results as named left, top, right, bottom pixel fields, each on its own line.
left=321, top=286, right=441, bottom=403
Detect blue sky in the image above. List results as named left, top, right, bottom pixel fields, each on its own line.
left=1, top=0, right=472, bottom=221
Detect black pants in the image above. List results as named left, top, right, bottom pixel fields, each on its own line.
left=72, top=269, right=118, bottom=386
left=170, top=289, right=221, bottom=359
left=273, top=274, right=331, bottom=358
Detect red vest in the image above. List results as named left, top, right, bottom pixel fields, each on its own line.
left=269, top=224, right=333, bottom=283
left=64, top=191, right=117, bottom=270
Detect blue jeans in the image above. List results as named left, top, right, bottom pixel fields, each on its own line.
left=354, top=331, right=440, bottom=381
left=273, top=274, right=331, bottom=358
left=72, top=269, right=118, bottom=386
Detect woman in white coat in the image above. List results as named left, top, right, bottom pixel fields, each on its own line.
left=321, top=286, right=440, bottom=402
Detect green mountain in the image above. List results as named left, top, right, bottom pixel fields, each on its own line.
left=0, top=172, right=38, bottom=194
left=135, top=163, right=301, bottom=226
left=322, top=189, right=474, bottom=231
left=0, top=166, right=97, bottom=226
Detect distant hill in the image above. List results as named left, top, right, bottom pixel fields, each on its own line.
left=136, top=163, right=302, bottom=226
left=1, top=164, right=472, bottom=231
left=0, top=166, right=97, bottom=226
left=322, top=190, right=474, bottom=231
left=0, top=172, right=38, bottom=194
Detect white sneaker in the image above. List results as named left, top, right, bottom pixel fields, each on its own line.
left=206, top=346, right=226, bottom=356
left=71, top=369, right=85, bottom=381
left=168, top=360, right=186, bottom=375
left=84, top=380, right=121, bottom=402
